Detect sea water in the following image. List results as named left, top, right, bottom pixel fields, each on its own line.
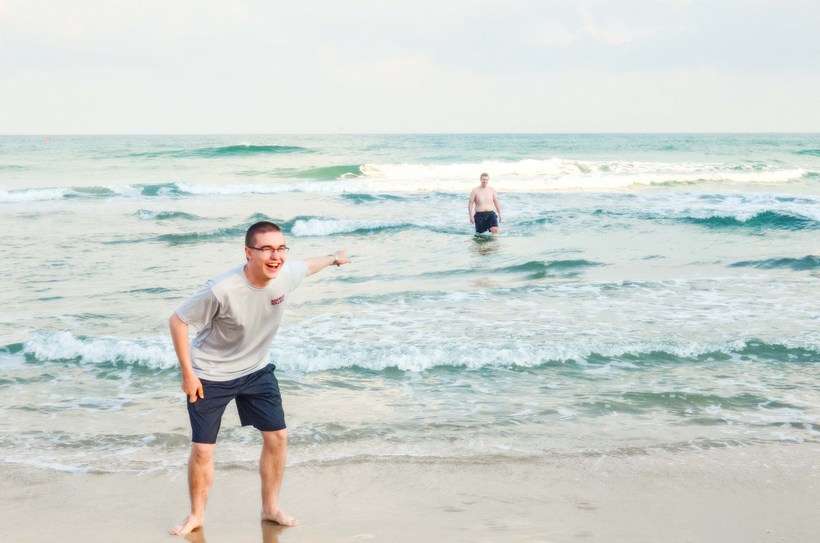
left=0, top=133, right=818, bottom=474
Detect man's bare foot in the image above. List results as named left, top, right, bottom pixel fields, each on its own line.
left=261, top=508, right=299, bottom=527
left=170, top=514, right=204, bottom=536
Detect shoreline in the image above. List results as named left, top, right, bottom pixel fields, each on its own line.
left=1, top=444, right=818, bottom=542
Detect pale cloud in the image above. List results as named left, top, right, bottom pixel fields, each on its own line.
left=520, top=22, right=579, bottom=48
left=576, top=2, right=662, bottom=46
left=333, top=55, right=442, bottom=92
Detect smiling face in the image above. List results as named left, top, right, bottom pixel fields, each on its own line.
left=480, top=174, right=489, bottom=187
left=244, top=230, right=288, bottom=287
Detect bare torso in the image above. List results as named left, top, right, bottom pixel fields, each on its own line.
left=471, top=186, right=497, bottom=212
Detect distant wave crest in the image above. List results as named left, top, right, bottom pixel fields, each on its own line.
left=196, top=144, right=310, bottom=157
left=294, top=164, right=363, bottom=180
left=126, top=144, right=311, bottom=159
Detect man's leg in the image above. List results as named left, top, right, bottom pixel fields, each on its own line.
left=171, top=442, right=215, bottom=535
left=260, top=429, right=298, bottom=526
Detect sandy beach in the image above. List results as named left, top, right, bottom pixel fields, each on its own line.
left=2, top=443, right=817, bottom=543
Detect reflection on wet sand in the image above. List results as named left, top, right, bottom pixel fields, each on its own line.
left=182, top=521, right=286, bottom=543
left=262, top=521, right=286, bottom=543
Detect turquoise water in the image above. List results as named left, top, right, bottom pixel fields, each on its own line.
left=0, top=133, right=818, bottom=474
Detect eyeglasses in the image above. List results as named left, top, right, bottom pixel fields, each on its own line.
left=247, top=245, right=289, bottom=257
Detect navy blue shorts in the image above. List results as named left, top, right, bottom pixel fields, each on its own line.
left=474, top=211, right=498, bottom=233
left=187, top=364, right=286, bottom=444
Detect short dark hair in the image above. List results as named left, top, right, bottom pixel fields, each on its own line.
left=245, top=221, right=281, bottom=247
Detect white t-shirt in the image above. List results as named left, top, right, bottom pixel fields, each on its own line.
left=175, top=261, right=309, bottom=381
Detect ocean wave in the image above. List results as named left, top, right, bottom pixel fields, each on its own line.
left=16, top=331, right=176, bottom=371
left=356, top=158, right=807, bottom=191
left=0, top=187, right=73, bottom=203
left=174, top=181, right=303, bottom=195
left=729, top=255, right=820, bottom=271
left=0, top=184, right=185, bottom=203
left=274, top=338, right=820, bottom=373
left=294, top=164, right=363, bottom=180
left=196, top=144, right=310, bottom=157
left=137, top=183, right=183, bottom=197
left=150, top=226, right=247, bottom=245
left=290, top=217, right=414, bottom=237
left=340, top=193, right=408, bottom=204
left=126, top=144, right=311, bottom=159
left=135, top=216, right=419, bottom=244
left=500, top=259, right=605, bottom=279
left=1, top=160, right=811, bottom=205
left=415, top=259, right=605, bottom=280
left=679, top=211, right=818, bottom=231
left=794, top=149, right=820, bottom=157
left=136, top=209, right=203, bottom=221
left=10, top=333, right=816, bottom=376
left=139, top=215, right=432, bottom=243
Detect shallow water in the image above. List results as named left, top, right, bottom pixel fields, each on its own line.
left=1, top=133, right=818, bottom=473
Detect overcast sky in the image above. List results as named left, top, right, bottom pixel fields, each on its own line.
left=1, top=0, right=818, bottom=134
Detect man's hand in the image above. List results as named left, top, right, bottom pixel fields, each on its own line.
left=182, top=372, right=204, bottom=403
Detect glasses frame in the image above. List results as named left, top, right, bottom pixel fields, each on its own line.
left=246, top=245, right=290, bottom=257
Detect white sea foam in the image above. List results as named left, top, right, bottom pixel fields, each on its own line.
left=18, top=329, right=818, bottom=375
left=357, top=159, right=806, bottom=192
left=22, top=331, right=176, bottom=370
left=627, top=191, right=820, bottom=221
left=1, top=457, right=88, bottom=474
left=0, top=187, right=71, bottom=203
left=291, top=218, right=406, bottom=236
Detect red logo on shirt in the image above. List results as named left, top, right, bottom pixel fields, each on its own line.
left=270, top=295, right=285, bottom=306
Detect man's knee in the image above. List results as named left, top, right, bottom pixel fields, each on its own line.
left=190, top=443, right=215, bottom=464
left=261, top=429, right=288, bottom=449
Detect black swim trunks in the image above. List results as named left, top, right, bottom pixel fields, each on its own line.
left=474, top=211, right=498, bottom=233
left=187, top=363, right=285, bottom=444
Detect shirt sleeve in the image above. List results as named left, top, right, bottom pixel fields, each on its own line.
left=175, top=282, right=220, bottom=330
left=288, top=260, right=309, bottom=289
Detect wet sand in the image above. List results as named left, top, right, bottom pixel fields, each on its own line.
left=1, top=444, right=818, bottom=543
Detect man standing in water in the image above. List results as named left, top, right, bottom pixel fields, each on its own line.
left=169, top=221, right=352, bottom=536
left=468, top=172, right=502, bottom=234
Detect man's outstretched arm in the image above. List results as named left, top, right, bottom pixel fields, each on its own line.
left=306, top=249, right=352, bottom=276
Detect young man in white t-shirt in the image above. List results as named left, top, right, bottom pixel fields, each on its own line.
left=169, top=221, right=352, bottom=536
